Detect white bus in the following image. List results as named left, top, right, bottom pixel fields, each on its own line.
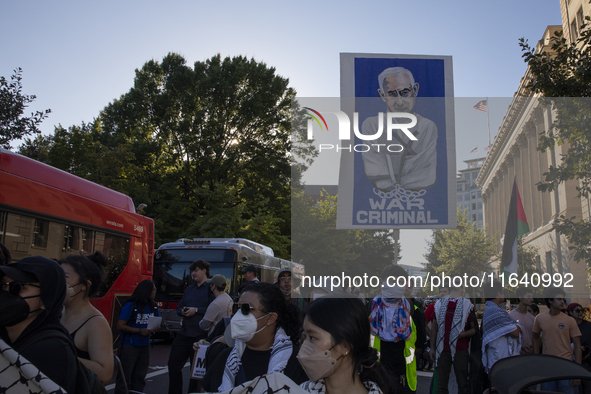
left=153, top=238, right=304, bottom=334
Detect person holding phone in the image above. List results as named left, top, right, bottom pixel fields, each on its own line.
left=167, top=259, right=214, bottom=394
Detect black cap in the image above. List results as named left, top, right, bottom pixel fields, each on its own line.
left=240, top=264, right=257, bottom=274
left=0, top=264, right=38, bottom=282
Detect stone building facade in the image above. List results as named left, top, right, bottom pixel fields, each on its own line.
left=477, top=23, right=589, bottom=302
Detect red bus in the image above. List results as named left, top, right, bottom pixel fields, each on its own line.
left=0, top=148, right=154, bottom=333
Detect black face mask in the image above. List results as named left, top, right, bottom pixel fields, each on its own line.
left=0, top=291, right=42, bottom=327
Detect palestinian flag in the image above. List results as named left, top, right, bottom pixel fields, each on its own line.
left=501, top=177, right=529, bottom=275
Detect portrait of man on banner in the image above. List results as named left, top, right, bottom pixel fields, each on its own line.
left=337, top=53, right=456, bottom=230
left=361, top=66, right=438, bottom=192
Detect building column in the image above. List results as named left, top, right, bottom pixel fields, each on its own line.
left=520, top=125, right=534, bottom=230
left=529, top=109, right=543, bottom=230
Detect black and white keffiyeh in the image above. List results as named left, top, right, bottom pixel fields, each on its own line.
left=219, top=327, right=293, bottom=392
left=434, top=297, right=473, bottom=365
left=481, top=301, right=522, bottom=372
left=0, top=339, right=66, bottom=394
left=300, top=379, right=383, bottom=394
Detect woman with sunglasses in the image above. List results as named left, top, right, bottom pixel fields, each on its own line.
left=0, top=256, right=80, bottom=393
left=298, top=296, right=392, bottom=394
left=202, top=281, right=308, bottom=392
left=60, top=252, right=114, bottom=384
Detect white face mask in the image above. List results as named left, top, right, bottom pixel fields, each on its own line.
left=381, top=282, right=406, bottom=299
left=230, top=310, right=269, bottom=342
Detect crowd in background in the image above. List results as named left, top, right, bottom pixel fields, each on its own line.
left=0, top=243, right=590, bottom=394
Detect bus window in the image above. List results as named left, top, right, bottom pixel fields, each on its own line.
left=153, top=261, right=236, bottom=301
left=209, top=262, right=237, bottom=295
left=155, top=248, right=236, bottom=263
left=33, top=219, right=49, bottom=248
left=0, top=210, right=130, bottom=297
left=98, top=233, right=131, bottom=297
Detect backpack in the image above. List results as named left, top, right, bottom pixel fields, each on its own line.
left=19, top=328, right=107, bottom=394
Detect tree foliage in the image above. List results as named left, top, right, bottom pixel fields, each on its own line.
left=519, top=19, right=591, bottom=263
left=0, top=68, right=51, bottom=149
left=422, top=208, right=496, bottom=293
left=291, top=189, right=398, bottom=287
left=19, top=54, right=312, bottom=257
left=516, top=237, right=542, bottom=278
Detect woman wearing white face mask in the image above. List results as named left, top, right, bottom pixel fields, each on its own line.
left=202, top=282, right=308, bottom=392
left=298, top=297, right=393, bottom=394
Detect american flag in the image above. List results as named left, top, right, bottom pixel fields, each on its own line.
left=473, top=100, right=488, bottom=112
left=470, top=146, right=478, bottom=153
left=484, top=145, right=490, bottom=151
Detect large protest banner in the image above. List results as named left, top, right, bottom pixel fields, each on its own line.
left=337, top=53, right=456, bottom=229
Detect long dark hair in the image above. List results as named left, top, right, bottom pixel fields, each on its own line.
left=304, top=297, right=393, bottom=392
left=59, top=251, right=107, bottom=298
left=127, top=280, right=156, bottom=311
left=241, top=282, right=301, bottom=343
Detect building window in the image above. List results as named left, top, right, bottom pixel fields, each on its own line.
left=546, top=251, right=553, bottom=275
left=63, top=225, right=75, bottom=251
left=33, top=219, right=48, bottom=248
left=478, top=201, right=483, bottom=210
left=577, top=8, right=584, bottom=30
left=472, top=203, right=476, bottom=210
left=472, top=214, right=477, bottom=221
left=471, top=192, right=476, bottom=200
left=478, top=213, right=483, bottom=221
left=457, top=184, right=463, bottom=192
left=572, top=20, right=579, bottom=40
left=81, top=229, right=94, bottom=252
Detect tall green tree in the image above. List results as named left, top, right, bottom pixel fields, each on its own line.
left=0, top=68, right=51, bottom=149
left=291, top=189, right=398, bottom=286
left=19, top=54, right=312, bottom=255
left=422, top=208, right=496, bottom=293
left=520, top=19, right=591, bottom=264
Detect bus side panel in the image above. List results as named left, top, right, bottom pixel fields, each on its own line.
left=1, top=172, right=155, bottom=330
left=0, top=173, right=148, bottom=237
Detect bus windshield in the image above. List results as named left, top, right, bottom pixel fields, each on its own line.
left=155, top=248, right=236, bottom=263
left=153, top=248, right=237, bottom=300
left=154, top=262, right=236, bottom=300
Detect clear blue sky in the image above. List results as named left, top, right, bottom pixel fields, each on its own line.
left=1, top=1, right=562, bottom=267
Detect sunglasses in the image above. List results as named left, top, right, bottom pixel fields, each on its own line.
left=1, top=281, right=40, bottom=296
left=237, top=302, right=264, bottom=315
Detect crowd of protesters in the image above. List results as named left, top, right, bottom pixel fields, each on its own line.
left=1, top=244, right=591, bottom=394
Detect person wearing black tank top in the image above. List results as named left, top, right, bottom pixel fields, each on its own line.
left=60, top=252, right=114, bottom=385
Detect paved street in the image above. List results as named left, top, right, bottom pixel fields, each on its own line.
left=105, top=340, right=434, bottom=393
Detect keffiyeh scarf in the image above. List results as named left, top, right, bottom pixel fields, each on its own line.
left=301, top=379, right=383, bottom=394
left=481, top=301, right=522, bottom=372
left=219, top=327, right=293, bottom=392
left=369, top=296, right=412, bottom=343
left=0, top=339, right=66, bottom=394
left=434, top=297, right=473, bottom=365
